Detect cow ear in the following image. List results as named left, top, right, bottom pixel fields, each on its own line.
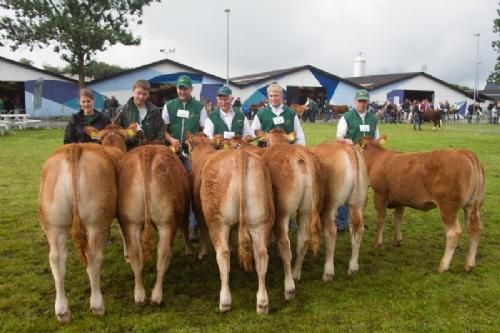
left=126, top=123, right=138, bottom=138
left=378, top=134, right=387, bottom=146
left=84, top=126, right=100, bottom=140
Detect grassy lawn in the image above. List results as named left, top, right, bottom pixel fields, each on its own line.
left=0, top=123, right=499, bottom=332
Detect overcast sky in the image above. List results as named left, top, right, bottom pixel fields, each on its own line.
left=0, top=0, right=498, bottom=89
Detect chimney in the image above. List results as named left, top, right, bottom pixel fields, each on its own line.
left=353, top=52, right=366, bottom=77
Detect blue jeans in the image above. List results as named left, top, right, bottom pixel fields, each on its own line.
left=335, top=205, right=349, bottom=231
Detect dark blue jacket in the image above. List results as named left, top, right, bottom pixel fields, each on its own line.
left=63, top=109, right=111, bottom=144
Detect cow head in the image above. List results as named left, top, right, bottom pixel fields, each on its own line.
left=255, top=128, right=296, bottom=146
left=185, top=132, right=211, bottom=153
left=359, top=134, right=387, bottom=150
left=84, top=123, right=138, bottom=151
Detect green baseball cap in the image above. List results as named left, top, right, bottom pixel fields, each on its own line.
left=217, top=86, right=232, bottom=96
left=355, top=89, right=370, bottom=101
left=176, top=75, right=192, bottom=88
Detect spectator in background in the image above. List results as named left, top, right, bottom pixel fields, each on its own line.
left=233, top=97, right=242, bottom=109
left=304, top=96, right=319, bottom=123
left=0, top=96, right=4, bottom=113
left=63, top=88, right=110, bottom=144
left=412, top=100, right=421, bottom=131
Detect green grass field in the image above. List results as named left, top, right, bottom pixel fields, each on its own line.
left=1, top=123, right=499, bottom=333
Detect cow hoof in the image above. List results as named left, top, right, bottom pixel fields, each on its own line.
left=322, top=273, right=334, bottom=282
left=135, top=297, right=146, bottom=305
left=393, top=240, right=401, bottom=247
left=348, top=266, right=359, bottom=275
left=464, top=264, right=474, bottom=273
left=374, top=243, right=382, bottom=249
left=124, top=255, right=130, bottom=263
left=91, top=306, right=105, bottom=316
left=219, top=303, right=231, bottom=313
left=257, top=303, right=269, bottom=314
left=151, top=299, right=162, bottom=305
left=56, top=311, right=72, bottom=324
left=284, top=289, right=296, bottom=301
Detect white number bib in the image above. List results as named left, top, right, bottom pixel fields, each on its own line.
left=360, top=124, right=370, bottom=132
left=177, top=109, right=189, bottom=118
left=223, top=131, right=235, bottom=139
left=273, top=116, right=285, bottom=125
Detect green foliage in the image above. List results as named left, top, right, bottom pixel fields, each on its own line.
left=41, top=61, right=129, bottom=79
left=42, top=63, right=65, bottom=74
left=451, top=83, right=471, bottom=91
left=18, top=57, right=33, bottom=66
left=0, top=124, right=499, bottom=332
left=0, top=0, right=161, bottom=87
left=487, top=2, right=500, bottom=84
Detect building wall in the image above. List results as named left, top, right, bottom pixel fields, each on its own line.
left=1, top=58, right=86, bottom=116
left=88, top=62, right=225, bottom=106
left=233, top=68, right=359, bottom=107
left=369, top=75, right=473, bottom=106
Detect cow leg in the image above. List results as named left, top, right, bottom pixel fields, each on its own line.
left=178, top=215, right=194, bottom=256
left=210, top=225, right=232, bottom=312
left=125, top=222, right=146, bottom=304
left=86, top=227, right=107, bottom=316
left=250, top=227, right=269, bottom=314
left=198, top=220, right=210, bottom=260
left=393, top=207, right=405, bottom=246
left=46, top=226, right=71, bottom=323
left=348, top=205, right=365, bottom=275
left=463, top=203, right=483, bottom=272
left=151, top=225, right=175, bottom=305
left=438, top=207, right=462, bottom=273
left=374, top=194, right=387, bottom=247
left=274, top=215, right=295, bottom=300
left=322, top=208, right=337, bottom=282
left=118, top=224, right=129, bottom=263
left=292, top=212, right=311, bottom=281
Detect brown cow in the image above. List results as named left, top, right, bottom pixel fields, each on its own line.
left=421, top=110, right=443, bottom=130
left=187, top=133, right=274, bottom=313
left=328, top=104, right=349, bottom=118
left=259, top=129, right=323, bottom=299
left=360, top=137, right=485, bottom=272
left=290, top=103, right=306, bottom=120
left=39, top=124, right=135, bottom=323
left=118, top=144, right=190, bottom=305
left=310, top=142, right=369, bottom=281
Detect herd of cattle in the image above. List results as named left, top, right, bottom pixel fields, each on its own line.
left=38, top=124, right=485, bottom=323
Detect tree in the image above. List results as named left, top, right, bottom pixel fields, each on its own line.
left=487, top=3, right=500, bottom=84
left=19, top=57, right=34, bottom=66
left=0, top=0, right=161, bottom=87
left=41, top=61, right=129, bottom=80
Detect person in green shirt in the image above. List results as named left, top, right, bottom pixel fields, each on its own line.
left=114, top=79, right=165, bottom=150
left=251, top=83, right=306, bottom=146
left=162, top=75, right=207, bottom=241
left=203, top=86, right=254, bottom=140
left=304, top=97, right=319, bottom=123
left=162, top=75, right=207, bottom=158
left=335, top=89, right=379, bottom=231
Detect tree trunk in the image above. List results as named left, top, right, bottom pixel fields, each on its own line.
left=78, top=55, right=85, bottom=88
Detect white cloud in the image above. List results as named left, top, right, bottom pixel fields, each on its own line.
left=0, top=0, right=497, bottom=88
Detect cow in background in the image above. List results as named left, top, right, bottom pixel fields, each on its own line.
left=310, top=142, right=369, bottom=281
left=39, top=124, right=135, bottom=323
left=360, top=136, right=485, bottom=272
left=421, top=110, right=443, bottom=130
left=118, top=144, right=191, bottom=305
left=187, top=133, right=274, bottom=313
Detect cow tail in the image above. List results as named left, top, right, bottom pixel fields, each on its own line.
left=349, top=146, right=363, bottom=233
left=463, top=151, right=485, bottom=232
left=69, top=145, right=88, bottom=266
left=141, top=147, right=154, bottom=261
left=238, top=149, right=254, bottom=272
left=302, top=153, right=321, bottom=256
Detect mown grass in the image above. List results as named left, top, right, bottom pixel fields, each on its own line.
left=0, top=123, right=499, bottom=333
